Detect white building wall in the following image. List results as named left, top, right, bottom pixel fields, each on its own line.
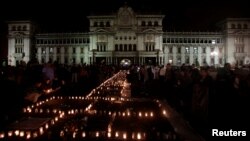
left=23, top=38, right=30, bottom=63
left=8, top=38, right=15, bottom=66
left=226, top=36, right=236, bottom=65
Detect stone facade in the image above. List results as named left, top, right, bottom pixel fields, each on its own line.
left=7, top=5, right=250, bottom=67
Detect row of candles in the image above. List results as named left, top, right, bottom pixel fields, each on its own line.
left=59, top=130, right=147, bottom=140
left=59, top=130, right=177, bottom=140
left=0, top=112, right=65, bottom=139
left=1, top=70, right=172, bottom=140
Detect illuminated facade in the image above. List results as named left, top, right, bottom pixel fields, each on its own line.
left=7, top=5, right=250, bottom=66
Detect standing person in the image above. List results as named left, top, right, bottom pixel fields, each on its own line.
left=42, top=62, right=55, bottom=87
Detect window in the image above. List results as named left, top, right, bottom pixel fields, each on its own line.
left=177, top=47, right=181, bottom=53
left=23, top=26, right=27, bottom=31
left=154, top=21, right=158, bottom=26
left=106, top=21, right=110, bottom=27
left=231, top=24, right=235, bottom=29
left=169, top=47, right=173, bottom=53
left=237, top=24, right=242, bottom=29
left=124, top=44, right=127, bottom=51
left=217, top=38, right=220, bottom=44
left=12, top=26, right=16, bottom=31
left=196, top=38, right=199, bottom=43
left=133, top=44, right=137, bottom=51
left=100, top=22, right=104, bottom=27
left=180, top=38, right=183, bottom=43
left=129, top=44, right=132, bottom=51
left=148, top=21, right=152, bottom=26
left=81, top=58, right=84, bottom=64
left=175, top=38, right=179, bottom=43
left=115, top=44, right=118, bottom=51
left=192, top=39, right=195, bottom=43
left=94, top=22, right=98, bottom=27
left=73, top=47, right=76, bottom=54
left=57, top=47, right=60, bottom=53
left=167, top=38, right=170, bottom=43
left=202, top=48, right=206, bottom=53
left=163, top=38, right=166, bottom=43
left=141, top=21, right=145, bottom=26
left=42, top=48, right=46, bottom=54
left=17, top=26, right=21, bottom=31
left=81, top=48, right=84, bottom=53
left=243, top=24, right=248, bottom=29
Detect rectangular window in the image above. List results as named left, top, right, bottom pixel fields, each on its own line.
left=57, top=47, right=60, bottom=53
left=133, top=44, right=137, bottom=51
left=202, top=48, right=206, bottom=53
left=177, top=47, right=181, bottom=53
left=169, top=47, right=173, bottom=53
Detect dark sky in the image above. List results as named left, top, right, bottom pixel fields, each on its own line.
left=1, top=0, right=249, bottom=32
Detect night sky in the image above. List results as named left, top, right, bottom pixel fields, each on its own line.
left=0, top=0, right=250, bottom=58
left=1, top=0, right=250, bottom=32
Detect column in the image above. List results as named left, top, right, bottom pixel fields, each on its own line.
left=206, top=46, right=210, bottom=65
left=46, top=47, right=49, bottom=63
left=198, top=47, right=202, bottom=66
left=173, top=46, right=177, bottom=66
left=190, top=47, right=194, bottom=65
left=215, top=46, right=219, bottom=65
left=181, top=47, right=185, bottom=64
left=37, top=47, right=42, bottom=63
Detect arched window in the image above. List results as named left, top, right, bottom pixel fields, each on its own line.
left=100, top=22, right=104, bottom=27
left=94, top=22, right=98, bottom=27
left=12, top=26, right=16, bottom=31
left=231, top=24, right=235, bottom=29
left=17, top=26, right=21, bottom=31
left=243, top=24, right=248, bottom=29
left=148, top=21, right=152, bottom=26
left=237, top=24, right=242, bottom=29
left=106, top=21, right=110, bottom=27
left=141, top=21, right=145, bottom=26
left=154, top=21, right=158, bottom=26
left=23, top=26, right=27, bottom=31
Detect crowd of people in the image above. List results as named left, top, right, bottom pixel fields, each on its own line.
left=0, top=60, right=118, bottom=129
left=127, top=63, right=250, bottom=139
left=1, top=60, right=249, bottom=140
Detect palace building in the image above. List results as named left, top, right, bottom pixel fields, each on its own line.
left=7, top=5, right=250, bottom=67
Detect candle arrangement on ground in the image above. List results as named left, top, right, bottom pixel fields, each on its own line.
left=1, top=70, right=181, bottom=141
